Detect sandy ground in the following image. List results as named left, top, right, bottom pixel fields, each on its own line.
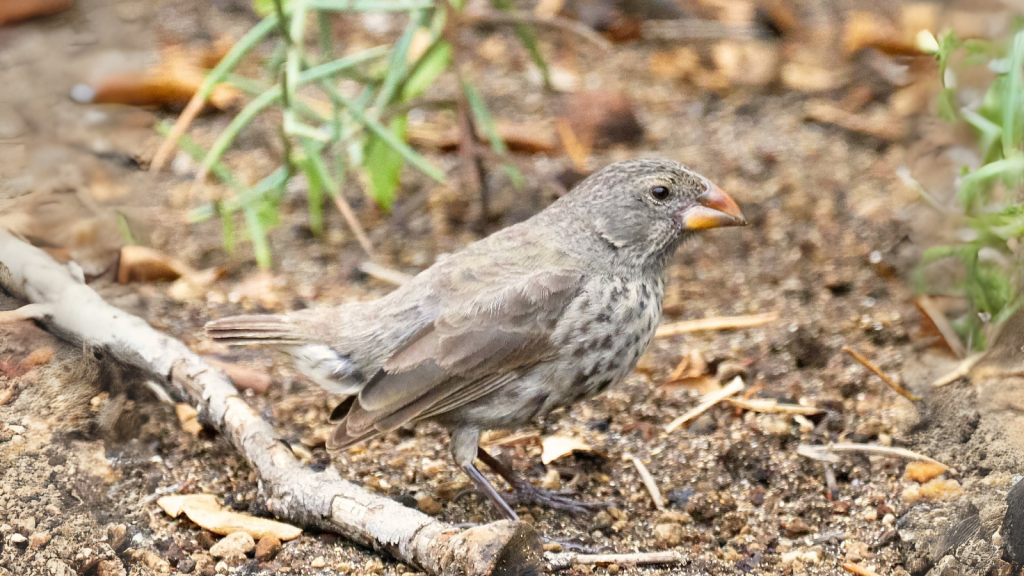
left=1, top=0, right=1022, bottom=575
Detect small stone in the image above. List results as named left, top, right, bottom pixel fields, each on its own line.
left=176, top=556, right=196, bottom=574
left=192, top=553, right=216, bottom=576
left=311, top=557, right=326, bottom=568
left=14, top=516, right=36, bottom=534
left=607, top=506, right=627, bottom=521
left=107, top=524, right=128, bottom=552
left=255, top=535, right=281, bottom=562
left=414, top=492, right=442, bottom=515
left=140, top=550, right=170, bottom=573
left=592, top=510, right=613, bottom=530
left=28, top=531, right=50, bottom=549
left=9, top=533, right=28, bottom=547
left=364, top=558, right=385, bottom=573
left=861, top=508, right=878, bottom=521
left=657, top=510, right=692, bottom=525
left=209, top=532, right=255, bottom=558
left=904, top=462, right=946, bottom=483
left=7, top=425, right=25, bottom=434
left=420, top=460, right=445, bottom=478
left=607, top=563, right=620, bottom=575
left=96, top=559, right=127, bottom=576
left=654, top=523, right=683, bottom=547
left=542, top=542, right=562, bottom=553
left=783, top=517, right=813, bottom=537
left=845, top=541, right=873, bottom=563
left=541, top=468, right=562, bottom=490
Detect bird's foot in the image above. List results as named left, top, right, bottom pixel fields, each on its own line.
left=501, top=481, right=611, bottom=515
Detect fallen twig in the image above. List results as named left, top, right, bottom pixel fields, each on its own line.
left=666, top=377, right=744, bottom=432
left=656, top=312, right=778, bottom=338
left=726, top=397, right=823, bottom=415
left=625, top=455, right=665, bottom=511
left=150, top=90, right=208, bottom=173
left=843, top=562, right=884, bottom=576
left=932, top=352, right=984, bottom=387
left=0, top=229, right=542, bottom=575
left=357, top=261, right=413, bottom=286
left=547, top=550, right=683, bottom=571
left=332, top=195, right=375, bottom=257
left=916, top=296, right=966, bottom=358
left=842, top=345, right=921, bottom=401
left=797, top=443, right=949, bottom=469
left=464, top=10, right=613, bottom=51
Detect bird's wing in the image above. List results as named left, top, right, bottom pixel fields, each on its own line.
left=328, top=237, right=583, bottom=451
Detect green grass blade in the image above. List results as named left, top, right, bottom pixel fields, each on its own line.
left=219, top=203, right=236, bottom=253
left=462, top=80, right=506, bottom=155
left=301, top=138, right=342, bottom=196
left=337, top=94, right=444, bottom=181
left=198, top=16, right=280, bottom=101
left=202, top=88, right=281, bottom=174
left=1002, top=31, right=1024, bottom=154
left=308, top=0, right=435, bottom=10
left=242, top=204, right=274, bottom=269
left=372, top=9, right=428, bottom=115
left=296, top=145, right=326, bottom=235
left=402, top=39, right=451, bottom=101
left=489, top=0, right=551, bottom=89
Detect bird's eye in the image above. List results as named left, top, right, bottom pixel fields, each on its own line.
left=649, top=186, right=671, bottom=201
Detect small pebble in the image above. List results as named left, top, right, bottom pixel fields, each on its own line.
left=209, top=532, right=255, bottom=558
left=311, top=557, right=326, bottom=568
left=414, top=492, right=442, bottom=515
left=28, top=531, right=50, bottom=549
left=542, top=542, right=562, bottom=553
left=653, top=523, right=683, bottom=547
left=541, top=468, right=561, bottom=490
left=420, top=459, right=446, bottom=478
left=255, top=535, right=281, bottom=562
left=607, top=563, right=620, bottom=575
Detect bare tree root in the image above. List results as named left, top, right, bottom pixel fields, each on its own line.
left=0, top=228, right=543, bottom=576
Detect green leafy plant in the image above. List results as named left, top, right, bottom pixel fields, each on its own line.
left=919, top=28, right=1024, bottom=349
left=166, top=0, right=544, bottom=268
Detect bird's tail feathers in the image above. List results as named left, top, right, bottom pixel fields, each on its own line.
left=205, top=314, right=304, bottom=346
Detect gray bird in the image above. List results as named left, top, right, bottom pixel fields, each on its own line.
left=206, top=158, right=746, bottom=520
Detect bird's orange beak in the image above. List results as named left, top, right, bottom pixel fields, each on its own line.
left=681, top=183, right=747, bottom=230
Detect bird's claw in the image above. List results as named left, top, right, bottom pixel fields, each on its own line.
left=501, top=483, right=611, bottom=514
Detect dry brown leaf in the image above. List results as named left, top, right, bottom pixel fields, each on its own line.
left=118, top=245, right=193, bottom=284
left=843, top=4, right=938, bottom=56
left=712, top=41, right=781, bottom=87
left=88, top=44, right=240, bottom=110
left=0, top=0, right=74, bottom=25
left=158, top=494, right=302, bottom=540
left=407, top=121, right=559, bottom=155
left=804, top=101, right=906, bottom=141
left=541, top=435, right=604, bottom=465
left=158, top=493, right=219, bottom=518
left=174, top=403, right=203, bottom=436
left=561, top=91, right=643, bottom=151
left=781, top=61, right=848, bottom=93
left=534, top=0, right=565, bottom=18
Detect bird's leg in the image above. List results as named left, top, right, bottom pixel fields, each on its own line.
left=450, top=427, right=519, bottom=521
left=476, top=447, right=611, bottom=514
left=458, top=462, right=519, bottom=521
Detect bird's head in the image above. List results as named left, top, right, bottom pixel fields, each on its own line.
left=561, top=158, right=746, bottom=266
